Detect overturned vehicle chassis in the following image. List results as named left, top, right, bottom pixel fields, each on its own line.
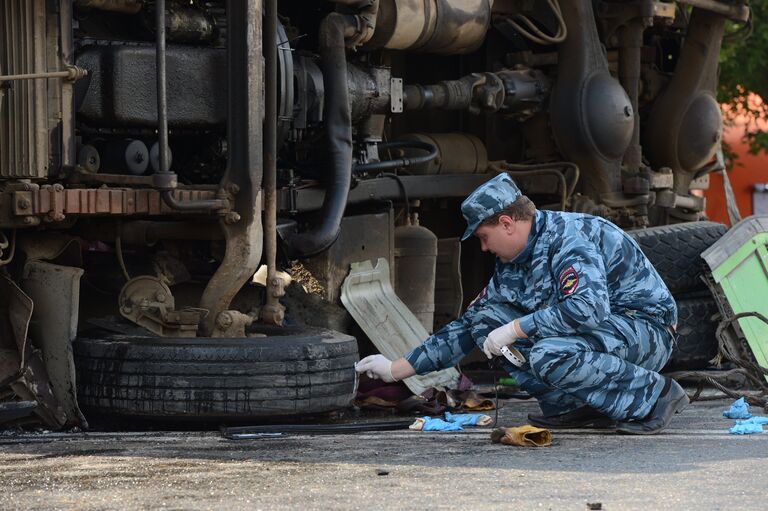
left=0, top=0, right=747, bottom=427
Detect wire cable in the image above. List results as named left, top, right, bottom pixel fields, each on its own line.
left=501, top=0, right=566, bottom=46
left=377, top=172, right=411, bottom=218
left=115, top=233, right=131, bottom=282
left=489, top=161, right=577, bottom=211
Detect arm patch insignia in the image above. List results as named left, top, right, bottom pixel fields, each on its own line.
left=558, top=266, right=579, bottom=295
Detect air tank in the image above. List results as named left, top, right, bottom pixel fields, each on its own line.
left=397, top=133, right=488, bottom=175
left=395, top=214, right=438, bottom=333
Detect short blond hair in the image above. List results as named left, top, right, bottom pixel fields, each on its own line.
left=480, top=195, right=536, bottom=225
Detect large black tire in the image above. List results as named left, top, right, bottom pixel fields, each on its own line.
left=628, top=222, right=727, bottom=294
left=666, top=297, right=720, bottom=370
left=73, top=325, right=358, bottom=420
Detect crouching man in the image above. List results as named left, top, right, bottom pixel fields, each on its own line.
left=356, top=173, right=688, bottom=434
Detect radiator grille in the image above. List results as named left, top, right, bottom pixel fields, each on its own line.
left=0, top=0, right=48, bottom=179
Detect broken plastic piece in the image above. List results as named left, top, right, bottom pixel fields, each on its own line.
left=702, top=216, right=768, bottom=383
left=341, top=258, right=460, bottom=395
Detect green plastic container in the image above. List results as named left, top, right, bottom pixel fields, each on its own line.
left=702, top=216, right=768, bottom=380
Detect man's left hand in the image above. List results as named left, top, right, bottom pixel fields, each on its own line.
left=482, top=321, right=519, bottom=359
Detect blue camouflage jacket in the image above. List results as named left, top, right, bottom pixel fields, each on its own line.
left=405, top=210, right=677, bottom=375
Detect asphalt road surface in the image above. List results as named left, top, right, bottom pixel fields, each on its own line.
left=1, top=397, right=766, bottom=510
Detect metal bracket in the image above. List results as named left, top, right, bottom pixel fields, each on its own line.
left=119, top=276, right=201, bottom=337
left=391, top=77, right=403, bottom=113
left=649, top=168, right=675, bottom=190
left=213, top=310, right=254, bottom=338
left=260, top=276, right=286, bottom=326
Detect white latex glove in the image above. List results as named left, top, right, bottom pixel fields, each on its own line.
left=482, top=322, right=518, bottom=359
left=355, top=354, right=396, bottom=382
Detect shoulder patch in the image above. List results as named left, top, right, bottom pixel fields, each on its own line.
left=559, top=266, right=579, bottom=295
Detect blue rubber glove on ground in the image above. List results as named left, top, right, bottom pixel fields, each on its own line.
left=735, top=416, right=768, bottom=426
left=414, top=417, right=464, bottom=432
left=729, top=422, right=763, bottom=435
left=444, top=412, right=491, bottom=427
left=722, top=397, right=752, bottom=419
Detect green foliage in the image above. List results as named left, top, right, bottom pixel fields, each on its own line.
left=718, top=0, right=768, bottom=155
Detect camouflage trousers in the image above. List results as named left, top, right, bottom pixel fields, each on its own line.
left=471, top=303, right=674, bottom=420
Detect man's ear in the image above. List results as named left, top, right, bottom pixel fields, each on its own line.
left=498, top=214, right=516, bottom=232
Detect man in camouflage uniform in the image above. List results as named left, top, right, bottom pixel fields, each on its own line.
left=356, top=173, right=689, bottom=434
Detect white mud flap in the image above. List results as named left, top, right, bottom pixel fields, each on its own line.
left=341, top=258, right=460, bottom=395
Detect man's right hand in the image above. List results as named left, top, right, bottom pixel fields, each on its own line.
left=355, top=354, right=395, bottom=382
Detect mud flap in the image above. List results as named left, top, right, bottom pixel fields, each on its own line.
left=341, top=258, right=460, bottom=395
left=0, top=275, right=66, bottom=428
left=21, top=261, right=87, bottom=428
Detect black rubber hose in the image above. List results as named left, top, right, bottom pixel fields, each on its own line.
left=285, top=13, right=355, bottom=258
left=221, top=419, right=414, bottom=438
left=353, top=140, right=438, bottom=173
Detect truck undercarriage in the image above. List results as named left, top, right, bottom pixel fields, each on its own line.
left=0, top=0, right=749, bottom=427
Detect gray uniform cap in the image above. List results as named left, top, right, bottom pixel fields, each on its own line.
left=460, top=173, right=522, bottom=240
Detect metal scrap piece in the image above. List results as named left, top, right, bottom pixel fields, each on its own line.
left=341, top=258, right=460, bottom=396
left=21, top=261, right=88, bottom=428
left=0, top=401, right=37, bottom=424
left=0, top=275, right=66, bottom=428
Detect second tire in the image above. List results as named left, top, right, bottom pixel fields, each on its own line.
left=628, top=221, right=727, bottom=294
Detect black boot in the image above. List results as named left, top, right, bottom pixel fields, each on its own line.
left=528, top=406, right=617, bottom=429
left=616, top=377, right=689, bottom=435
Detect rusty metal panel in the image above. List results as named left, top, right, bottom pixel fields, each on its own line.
left=0, top=0, right=49, bottom=179
left=136, top=191, right=149, bottom=213
left=64, top=189, right=81, bottom=212
left=12, top=187, right=221, bottom=219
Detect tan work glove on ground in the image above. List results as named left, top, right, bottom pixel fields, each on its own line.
left=490, top=425, right=552, bottom=447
